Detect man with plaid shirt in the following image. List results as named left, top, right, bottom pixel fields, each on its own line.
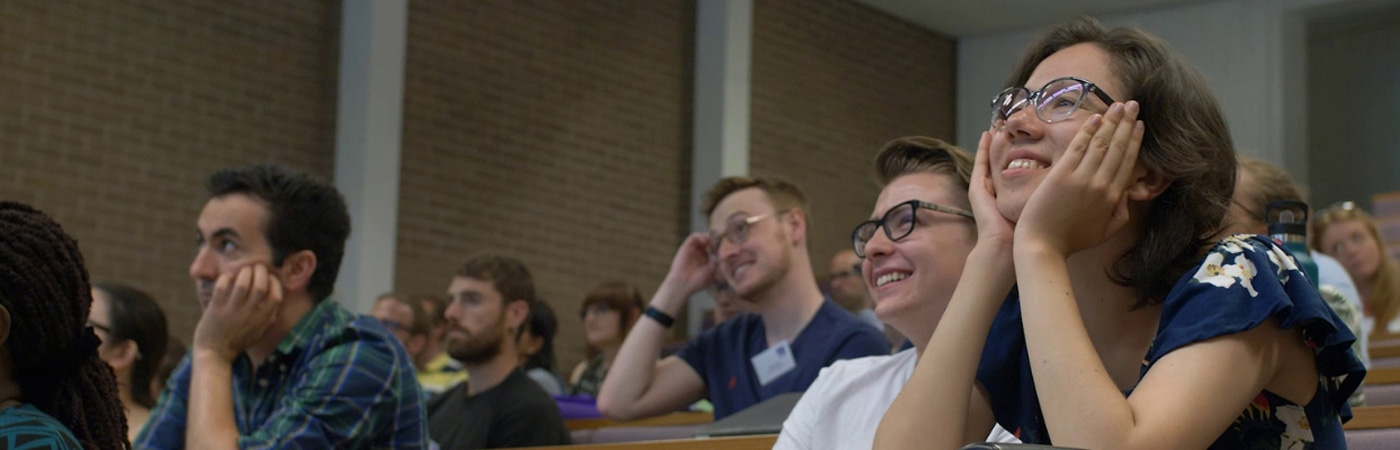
left=136, top=164, right=426, bottom=449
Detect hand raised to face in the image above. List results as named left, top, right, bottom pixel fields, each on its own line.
left=655, top=232, right=719, bottom=310
left=970, top=130, right=1016, bottom=253
left=1013, top=100, right=1144, bottom=258
left=193, top=263, right=285, bottom=362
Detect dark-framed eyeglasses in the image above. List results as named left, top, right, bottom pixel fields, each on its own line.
left=708, top=213, right=778, bottom=255
left=990, top=76, right=1117, bottom=130
left=851, top=200, right=973, bottom=258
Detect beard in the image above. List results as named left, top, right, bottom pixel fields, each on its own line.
left=445, top=312, right=508, bottom=366
left=733, top=245, right=791, bottom=301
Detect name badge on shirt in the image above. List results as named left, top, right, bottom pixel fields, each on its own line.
left=750, top=340, right=797, bottom=386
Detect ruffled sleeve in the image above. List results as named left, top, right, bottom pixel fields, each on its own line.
left=1148, top=234, right=1366, bottom=415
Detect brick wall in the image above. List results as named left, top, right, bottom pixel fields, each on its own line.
left=750, top=0, right=956, bottom=279
left=394, top=0, right=696, bottom=372
left=0, top=0, right=956, bottom=375
left=0, top=0, right=339, bottom=342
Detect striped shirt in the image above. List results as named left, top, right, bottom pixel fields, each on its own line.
left=135, top=299, right=428, bottom=449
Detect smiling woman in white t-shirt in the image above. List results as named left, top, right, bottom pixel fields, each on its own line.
left=775, top=137, right=1017, bottom=449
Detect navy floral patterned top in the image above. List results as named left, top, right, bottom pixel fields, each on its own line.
left=977, top=235, right=1366, bottom=449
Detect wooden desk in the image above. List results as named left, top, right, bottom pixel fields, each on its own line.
left=1345, top=405, right=1400, bottom=430
left=1368, top=367, right=1400, bottom=385
left=523, top=434, right=778, bottom=450
left=565, top=411, right=714, bottom=431
left=1372, top=341, right=1400, bottom=360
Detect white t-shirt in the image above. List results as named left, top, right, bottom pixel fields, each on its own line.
left=775, top=349, right=1018, bottom=450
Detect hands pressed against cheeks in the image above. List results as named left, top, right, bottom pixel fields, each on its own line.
left=1014, top=100, right=1144, bottom=259
left=194, top=263, right=285, bottom=363
left=970, top=130, right=1016, bottom=255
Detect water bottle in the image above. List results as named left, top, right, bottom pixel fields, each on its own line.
left=1266, top=199, right=1318, bottom=287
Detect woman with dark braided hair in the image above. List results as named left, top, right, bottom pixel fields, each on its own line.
left=0, top=201, right=129, bottom=449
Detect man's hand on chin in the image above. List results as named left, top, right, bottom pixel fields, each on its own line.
left=193, top=263, right=285, bottom=363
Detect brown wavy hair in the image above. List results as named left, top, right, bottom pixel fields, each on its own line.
left=1005, top=17, right=1237, bottom=308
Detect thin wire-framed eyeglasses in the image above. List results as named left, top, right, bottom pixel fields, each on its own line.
left=708, top=213, right=776, bottom=255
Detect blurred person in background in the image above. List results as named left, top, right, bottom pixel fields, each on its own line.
left=828, top=249, right=882, bottom=331
left=1314, top=201, right=1400, bottom=339
left=90, top=282, right=170, bottom=442
left=415, top=294, right=468, bottom=396
left=518, top=300, right=566, bottom=395
left=370, top=293, right=432, bottom=367
left=427, top=253, right=569, bottom=448
left=569, top=281, right=645, bottom=396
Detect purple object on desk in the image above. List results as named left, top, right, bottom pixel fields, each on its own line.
left=554, top=394, right=602, bottom=419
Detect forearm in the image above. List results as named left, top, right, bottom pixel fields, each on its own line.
left=596, top=281, right=687, bottom=419
left=875, top=248, right=1014, bottom=450
left=186, top=350, right=241, bottom=450
left=1014, top=244, right=1135, bottom=448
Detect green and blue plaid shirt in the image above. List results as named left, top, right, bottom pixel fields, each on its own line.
left=135, top=299, right=428, bottom=449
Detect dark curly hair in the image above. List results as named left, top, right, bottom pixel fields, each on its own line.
left=0, top=202, right=129, bottom=449
left=207, top=164, right=351, bottom=301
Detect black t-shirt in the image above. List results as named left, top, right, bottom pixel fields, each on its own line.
left=426, top=368, right=571, bottom=449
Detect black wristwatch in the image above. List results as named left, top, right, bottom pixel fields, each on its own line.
left=643, top=306, right=676, bottom=328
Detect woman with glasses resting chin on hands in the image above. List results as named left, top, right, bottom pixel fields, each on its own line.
left=873, top=18, right=1363, bottom=450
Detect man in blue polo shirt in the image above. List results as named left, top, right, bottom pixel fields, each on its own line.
left=597, top=176, right=889, bottom=420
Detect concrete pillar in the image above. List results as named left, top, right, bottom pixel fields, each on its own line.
left=688, top=0, right=753, bottom=335
left=333, top=0, right=408, bottom=314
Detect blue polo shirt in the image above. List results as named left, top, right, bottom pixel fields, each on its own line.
left=675, top=300, right=889, bottom=419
